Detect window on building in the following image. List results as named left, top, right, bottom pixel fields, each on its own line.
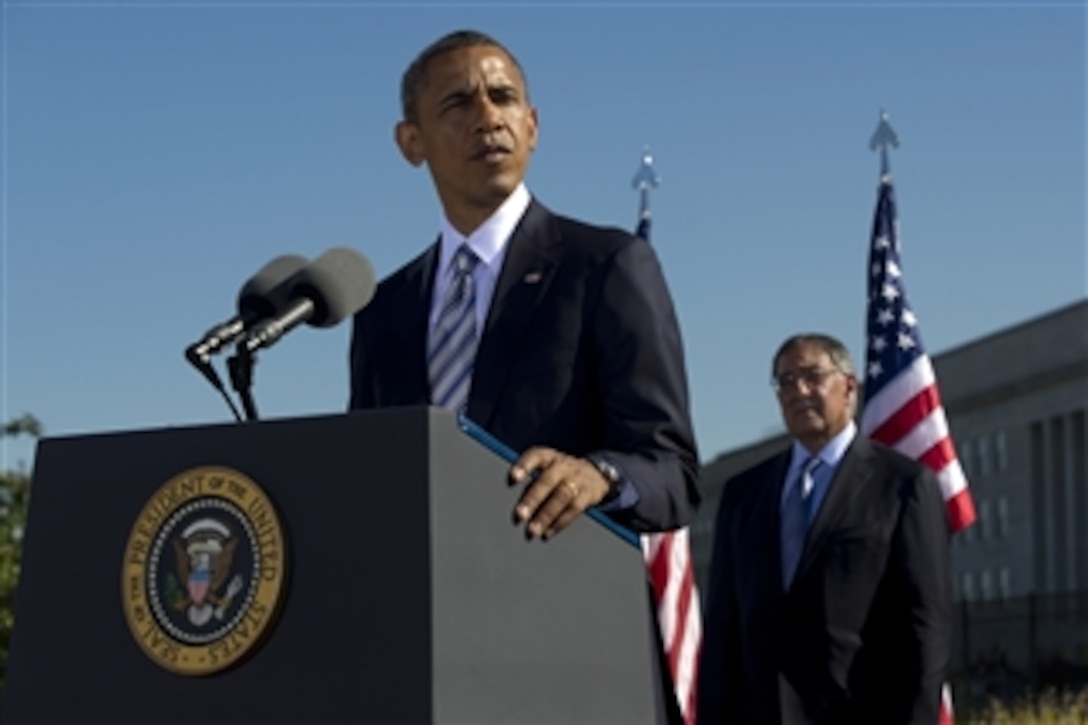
left=997, top=496, right=1009, bottom=538
left=995, top=430, right=1009, bottom=471
left=999, top=567, right=1011, bottom=601
left=979, top=499, right=992, bottom=540
left=964, top=513, right=976, bottom=543
left=960, top=440, right=973, bottom=477
left=962, top=572, right=975, bottom=602
left=978, top=435, right=992, bottom=476
left=980, top=570, right=993, bottom=601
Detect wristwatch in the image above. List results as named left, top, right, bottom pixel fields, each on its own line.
left=588, top=454, right=623, bottom=504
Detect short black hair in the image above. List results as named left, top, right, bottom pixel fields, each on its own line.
left=400, top=29, right=529, bottom=123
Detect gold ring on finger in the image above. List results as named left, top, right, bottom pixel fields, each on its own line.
left=564, top=480, right=580, bottom=500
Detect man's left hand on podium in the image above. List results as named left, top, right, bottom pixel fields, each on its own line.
left=509, top=447, right=613, bottom=540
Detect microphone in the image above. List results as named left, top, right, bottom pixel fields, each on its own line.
left=241, top=247, right=377, bottom=353
left=185, top=254, right=309, bottom=366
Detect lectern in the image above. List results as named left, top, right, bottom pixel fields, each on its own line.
left=5, top=407, right=665, bottom=723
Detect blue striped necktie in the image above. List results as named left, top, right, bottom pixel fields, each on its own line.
left=781, top=456, right=821, bottom=588
left=428, top=244, right=480, bottom=411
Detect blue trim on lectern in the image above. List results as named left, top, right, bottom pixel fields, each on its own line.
left=457, top=413, right=641, bottom=549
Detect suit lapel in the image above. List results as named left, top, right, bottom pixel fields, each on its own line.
left=792, top=437, right=874, bottom=586
left=467, top=201, right=561, bottom=428
left=388, top=242, right=438, bottom=403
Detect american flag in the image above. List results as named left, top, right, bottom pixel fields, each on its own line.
left=859, top=172, right=976, bottom=723
left=642, top=528, right=701, bottom=724
left=635, top=213, right=701, bottom=725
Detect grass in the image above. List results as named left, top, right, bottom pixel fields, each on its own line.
left=964, top=687, right=1088, bottom=724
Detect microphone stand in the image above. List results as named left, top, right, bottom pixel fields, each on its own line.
left=185, top=348, right=244, bottom=423
left=227, top=344, right=261, bottom=422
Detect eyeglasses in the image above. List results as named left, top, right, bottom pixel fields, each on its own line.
left=771, top=367, right=841, bottom=393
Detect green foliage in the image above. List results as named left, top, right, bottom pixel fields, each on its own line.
left=966, top=687, right=1088, bottom=723
left=1, top=415, right=41, bottom=439
left=0, top=415, right=40, bottom=689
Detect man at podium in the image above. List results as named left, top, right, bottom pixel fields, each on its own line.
left=348, top=28, right=700, bottom=539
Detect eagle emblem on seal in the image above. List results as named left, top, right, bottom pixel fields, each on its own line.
left=165, top=518, right=245, bottom=627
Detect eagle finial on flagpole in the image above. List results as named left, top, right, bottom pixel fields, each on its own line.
left=869, top=109, right=900, bottom=180
left=632, top=146, right=660, bottom=239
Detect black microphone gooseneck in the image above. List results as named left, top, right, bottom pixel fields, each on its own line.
left=228, top=346, right=261, bottom=422
left=190, top=355, right=245, bottom=422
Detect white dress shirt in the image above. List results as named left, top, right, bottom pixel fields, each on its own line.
left=782, top=420, right=858, bottom=524
left=428, top=183, right=531, bottom=336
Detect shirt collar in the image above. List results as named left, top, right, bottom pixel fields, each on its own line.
left=438, top=183, right=531, bottom=275
left=790, top=420, right=857, bottom=472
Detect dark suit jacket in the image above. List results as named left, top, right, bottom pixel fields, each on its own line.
left=697, top=436, right=953, bottom=725
left=348, top=199, right=700, bottom=533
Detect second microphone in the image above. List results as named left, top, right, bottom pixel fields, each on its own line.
left=241, top=248, right=377, bottom=353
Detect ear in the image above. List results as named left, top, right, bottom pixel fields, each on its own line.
left=844, top=373, right=860, bottom=403
left=526, top=106, right=539, bottom=152
left=395, top=121, right=425, bottom=167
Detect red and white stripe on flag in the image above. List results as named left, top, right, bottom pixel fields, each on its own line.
left=939, top=683, right=956, bottom=725
left=860, top=354, right=977, bottom=533
left=643, top=527, right=702, bottom=725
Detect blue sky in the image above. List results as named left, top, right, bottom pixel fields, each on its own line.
left=1, top=0, right=1084, bottom=473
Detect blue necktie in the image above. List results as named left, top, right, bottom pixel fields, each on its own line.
left=428, top=245, right=480, bottom=411
left=781, top=456, right=821, bottom=588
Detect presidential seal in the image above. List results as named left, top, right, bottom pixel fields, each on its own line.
left=121, top=466, right=286, bottom=676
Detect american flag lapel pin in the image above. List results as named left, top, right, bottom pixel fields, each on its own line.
left=523, top=271, right=542, bottom=284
